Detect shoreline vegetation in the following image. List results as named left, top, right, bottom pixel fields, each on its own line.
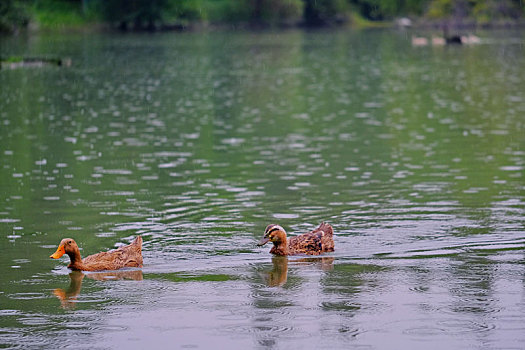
left=1, top=0, right=524, bottom=35
left=0, top=55, right=71, bottom=69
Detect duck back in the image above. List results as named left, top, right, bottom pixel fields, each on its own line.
left=288, top=222, right=334, bottom=255
left=81, top=236, right=143, bottom=271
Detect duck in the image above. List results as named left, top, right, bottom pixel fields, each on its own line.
left=257, top=222, right=334, bottom=256
left=461, top=34, right=481, bottom=44
left=50, top=236, right=143, bottom=271
left=411, top=36, right=429, bottom=47
left=442, top=25, right=462, bottom=45
left=431, top=36, right=446, bottom=46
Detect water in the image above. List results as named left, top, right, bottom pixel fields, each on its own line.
left=0, top=28, right=524, bottom=349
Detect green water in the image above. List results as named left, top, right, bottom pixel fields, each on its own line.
left=0, top=29, right=524, bottom=349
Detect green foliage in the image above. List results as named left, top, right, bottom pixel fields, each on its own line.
left=32, top=0, right=94, bottom=29
left=250, top=0, right=304, bottom=25
left=94, top=0, right=170, bottom=30
left=1, top=56, right=24, bottom=63
left=0, top=0, right=30, bottom=33
left=93, top=0, right=303, bottom=28
left=426, top=0, right=452, bottom=18
left=426, top=0, right=524, bottom=20
left=168, top=0, right=207, bottom=21
left=349, top=0, right=428, bottom=20
left=189, top=0, right=304, bottom=26
left=471, top=0, right=524, bottom=22
left=1, top=0, right=523, bottom=33
left=303, top=0, right=349, bottom=26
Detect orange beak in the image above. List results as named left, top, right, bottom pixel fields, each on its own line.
left=50, top=245, right=65, bottom=259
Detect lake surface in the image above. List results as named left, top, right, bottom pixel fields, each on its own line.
left=0, top=28, right=524, bottom=349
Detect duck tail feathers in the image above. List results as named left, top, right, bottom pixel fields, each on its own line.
left=318, top=222, right=333, bottom=236
left=132, top=235, right=143, bottom=247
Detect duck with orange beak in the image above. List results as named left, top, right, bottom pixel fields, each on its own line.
left=50, top=236, right=143, bottom=271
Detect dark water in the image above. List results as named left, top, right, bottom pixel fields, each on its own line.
left=0, top=29, right=524, bottom=349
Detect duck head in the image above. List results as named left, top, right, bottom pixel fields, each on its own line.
left=258, top=224, right=287, bottom=246
left=50, top=238, right=82, bottom=263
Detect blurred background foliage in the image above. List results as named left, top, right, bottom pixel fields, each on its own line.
left=1, top=0, right=523, bottom=33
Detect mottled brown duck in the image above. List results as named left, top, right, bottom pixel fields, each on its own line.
left=257, top=222, right=334, bottom=256
left=50, top=236, right=143, bottom=271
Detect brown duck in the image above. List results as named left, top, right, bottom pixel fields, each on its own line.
left=257, top=222, right=334, bottom=256
left=50, top=236, right=143, bottom=271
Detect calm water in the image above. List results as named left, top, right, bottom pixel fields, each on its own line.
left=0, top=28, right=524, bottom=349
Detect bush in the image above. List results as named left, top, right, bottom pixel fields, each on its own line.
left=0, top=0, right=30, bottom=33
left=426, top=0, right=523, bottom=21
left=348, top=0, right=427, bottom=20
left=31, top=0, right=93, bottom=29
left=251, top=0, right=304, bottom=25
left=94, top=0, right=170, bottom=30
left=200, top=0, right=303, bottom=26
left=303, top=0, right=348, bottom=26
left=472, top=0, right=523, bottom=22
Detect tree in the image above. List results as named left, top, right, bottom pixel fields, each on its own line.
left=94, top=0, right=170, bottom=30
left=348, top=0, right=428, bottom=20
left=426, top=0, right=523, bottom=21
left=303, top=0, right=348, bottom=26
left=0, top=0, right=30, bottom=33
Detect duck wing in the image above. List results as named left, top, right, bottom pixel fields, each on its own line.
left=288, top=223, right=334, bottom=255
left=82, top=236, right=143, bottom=271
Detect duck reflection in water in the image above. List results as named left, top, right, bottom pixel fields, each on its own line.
left=53, top=271, right=85, bottom=309
left=260, top=256, right=335, bottom=287
left=261, top=256, right=289, bottom=287
left=53, top=269, right=143, bottom=309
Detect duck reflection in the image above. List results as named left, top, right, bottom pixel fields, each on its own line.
left=53, top=271, right=85, bottom=309
left=260, top=256, right=335, bottom=287
left=293, top=256, right=335, bottom=272
left=53, top=269, right=143, bottom=309
left=85, top=269, right=143, bottom=282
left=260, top=256, right=288, bottom=287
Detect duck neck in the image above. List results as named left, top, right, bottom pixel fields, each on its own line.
left=67, top=250, right=84, bottom=270
left=270, top=239, right=289, bottom=256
